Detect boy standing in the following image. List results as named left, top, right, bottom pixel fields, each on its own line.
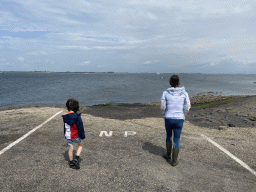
left=62, top=98, right=85, bottom=169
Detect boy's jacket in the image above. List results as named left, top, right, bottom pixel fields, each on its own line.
left=62, top=112, right=85, bottom=139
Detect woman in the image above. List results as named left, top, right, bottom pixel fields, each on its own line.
left=160, top=75, right=191, bottom=166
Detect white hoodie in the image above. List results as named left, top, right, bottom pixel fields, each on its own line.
left=161, top=87, right=190, bottom=119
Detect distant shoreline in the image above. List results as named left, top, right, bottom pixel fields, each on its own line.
left=1, top=71, right=256, bottom=75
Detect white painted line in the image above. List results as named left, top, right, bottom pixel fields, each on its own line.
left=201, top=134, right=256, bottom=177
left=0, top=110, right=63, bottom=156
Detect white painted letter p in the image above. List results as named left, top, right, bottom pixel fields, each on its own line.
left=124, top=131, right=136, bottom=137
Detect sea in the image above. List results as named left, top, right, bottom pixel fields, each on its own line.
left=1, top=72, right=256, bottom=108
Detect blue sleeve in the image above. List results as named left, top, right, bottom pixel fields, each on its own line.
left=76, top=114, right=85, bottom=139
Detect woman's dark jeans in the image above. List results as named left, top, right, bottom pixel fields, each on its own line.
left=165, top=118, right=184, bottom=149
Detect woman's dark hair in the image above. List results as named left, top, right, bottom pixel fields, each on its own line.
left=169, top=75, right=180, bottom=87
left=66, top=98, right=79, bottom=112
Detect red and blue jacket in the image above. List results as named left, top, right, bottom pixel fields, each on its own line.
left=62, top=111, right=85, bottom=140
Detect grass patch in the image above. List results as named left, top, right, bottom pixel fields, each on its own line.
left=92, top=103, right=120, bottom=107
left=191, top=96, right=244, bottom=109
left=100, top=104, right=120, bottom=107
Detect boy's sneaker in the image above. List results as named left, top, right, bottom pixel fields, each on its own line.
left=73, top=159, right=80, bottom=169
left=69, top=160, right=80, bottom=169
left=69, top=161, right=75, bottom=168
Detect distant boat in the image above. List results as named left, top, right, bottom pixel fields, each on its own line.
left=157, top=73, right=160, bottom=75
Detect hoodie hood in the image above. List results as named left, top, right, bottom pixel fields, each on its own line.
left=166, top=86, right=186, bottom=95
left=62, top=113, right=80, bottom=125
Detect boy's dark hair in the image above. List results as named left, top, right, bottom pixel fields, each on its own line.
left=169, top=75, right=180, bottom=87
left=66, top=98, right=79, bottom=112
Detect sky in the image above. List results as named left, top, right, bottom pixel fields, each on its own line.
left=0, top=0, right=256, bottom=73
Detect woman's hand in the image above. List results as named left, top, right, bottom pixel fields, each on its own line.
left=160, top=101, right=164, bottom=110
left=188, top=105, right=191, bottom=112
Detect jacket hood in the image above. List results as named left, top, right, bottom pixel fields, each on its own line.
left=62, top=113, right=80, bottom=125
left=166, top=86, right=185, bottom=95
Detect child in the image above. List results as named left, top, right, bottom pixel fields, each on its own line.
left=62, top=98, right=85, bottom=169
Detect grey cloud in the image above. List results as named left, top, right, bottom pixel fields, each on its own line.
left=0, top=0, right=255, bottom=73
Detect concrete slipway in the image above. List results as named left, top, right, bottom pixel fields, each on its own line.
left=0, top=107, right=255, bottom=191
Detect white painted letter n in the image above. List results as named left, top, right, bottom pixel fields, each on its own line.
left=99, top=131, right=113, bottom=137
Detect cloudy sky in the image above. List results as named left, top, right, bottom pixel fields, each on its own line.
left=0, top=0, right=256, bottom=73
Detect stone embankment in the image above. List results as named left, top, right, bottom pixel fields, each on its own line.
left=190, top=92, right=243, bottom=105
left=187, top=94, right=256, bottom=129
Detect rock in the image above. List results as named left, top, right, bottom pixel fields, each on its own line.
left=218, top=126, right=228, bottom=130
left=228, top=123, right=236, bottom=127
left=206, top=119, right=213, bottom=122
left=249, top=117, right=256, bottom=121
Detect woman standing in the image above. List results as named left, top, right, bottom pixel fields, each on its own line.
left=160, top=75, right=191, bottom=166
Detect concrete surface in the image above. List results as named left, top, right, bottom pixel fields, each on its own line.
left=0, top=107, right=255, bottom=191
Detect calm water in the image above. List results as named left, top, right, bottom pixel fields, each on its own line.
left=1, top=72, right=256, bottom=107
